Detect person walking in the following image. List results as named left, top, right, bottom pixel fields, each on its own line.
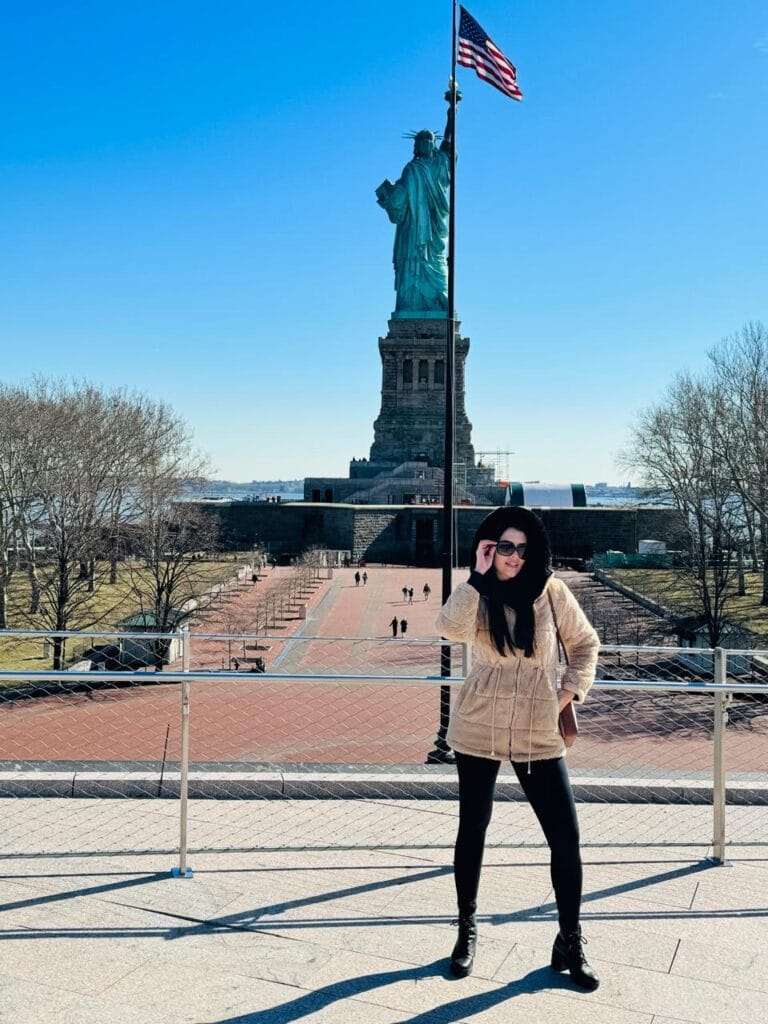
left=408, top=587, right=414, bottom=604
left=399, top=618, right=408, bottom=638
left=423, top=582, right=431, bottom=600
left=390, top=616, right=399, bottom=637
left=402, top=586, right=408, bottom=601
left=362, top=571, right=368, bottom=585
left=354, top=571, right=361, bottom=587
left=436, top=506, right=600, bottom=990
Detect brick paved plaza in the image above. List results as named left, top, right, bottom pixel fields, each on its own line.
left=1, top=566, right=767, bottom=780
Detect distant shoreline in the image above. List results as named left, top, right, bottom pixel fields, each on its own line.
left=181, top=486, right=665, bottom=508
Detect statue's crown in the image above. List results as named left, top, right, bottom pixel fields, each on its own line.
left=403, top=130, right=442, bottom=142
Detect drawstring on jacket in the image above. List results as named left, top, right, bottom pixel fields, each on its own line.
left=526, top=673, right=540, bottom=774
left=489, top=664, right=502, bottom=757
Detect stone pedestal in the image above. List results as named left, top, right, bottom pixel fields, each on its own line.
left=368, top=317, right=476, bottom=471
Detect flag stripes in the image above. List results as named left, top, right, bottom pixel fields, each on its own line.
left=457, top=6, right=523, bottom=101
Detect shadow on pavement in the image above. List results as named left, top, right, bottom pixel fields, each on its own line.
left=0, top=871, right=166, bottom=917
left=209, top=960, right=573, bottom=1024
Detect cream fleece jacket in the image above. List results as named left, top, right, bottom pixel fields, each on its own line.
left=436, top=575, right=599, bottom=767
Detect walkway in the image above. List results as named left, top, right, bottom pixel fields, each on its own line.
left=0, top=798, right=765, bottom=1023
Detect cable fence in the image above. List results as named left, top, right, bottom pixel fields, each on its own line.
left=0, top=628, right=184, bottom=856
left=0, top=630, right=766, bottom=861
left=181, top=633, right=465, bottom=766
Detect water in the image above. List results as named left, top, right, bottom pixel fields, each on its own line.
left=181, top=487, right=304, bottom=503
left=182, top=486, right=655, bottom=506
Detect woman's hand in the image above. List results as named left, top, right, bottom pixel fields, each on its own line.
left=558, top=689, right=575, bottom=712
left=474, top=539, right=496, bottom=574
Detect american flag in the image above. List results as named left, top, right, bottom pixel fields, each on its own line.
left=458, top=6, right=523, bottom=101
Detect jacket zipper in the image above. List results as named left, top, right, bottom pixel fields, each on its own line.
left=509, top=658, right=522, bottom=763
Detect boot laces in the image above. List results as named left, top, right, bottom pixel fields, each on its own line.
left=564, top=930, right=589, bottom=959
left=450, top=914, right=477, bottom=937
left=450, top=915, right=475, bottom=928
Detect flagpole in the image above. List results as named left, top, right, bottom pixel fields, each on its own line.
left=448, top=4, right=458, bottom=574
left=444, top=0, right=457, bottom=605
left=428, top=0, right=459, bottom=764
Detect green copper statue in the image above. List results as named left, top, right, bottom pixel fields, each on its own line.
left=376, top=96, right=458, bottom=317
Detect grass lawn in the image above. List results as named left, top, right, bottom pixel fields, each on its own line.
left=0, top=553, right=252, bottom=673
left=611, top=568, right=768, bottom=639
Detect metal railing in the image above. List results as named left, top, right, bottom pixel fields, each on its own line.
left=1, top=630, right=767, bottom=868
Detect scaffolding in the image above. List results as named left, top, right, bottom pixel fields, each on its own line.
left=475, top=449, right=514, bottom=483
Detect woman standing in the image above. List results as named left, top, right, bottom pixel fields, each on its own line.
left=436, top=506, right=600, bottom=990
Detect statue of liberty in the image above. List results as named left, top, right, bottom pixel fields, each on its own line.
left=376, top=95, right=458, bottom=316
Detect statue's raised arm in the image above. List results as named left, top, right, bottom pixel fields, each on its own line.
left=440, top=83, right=461, bottom=154
left=375, top=94, right=459, bottom=317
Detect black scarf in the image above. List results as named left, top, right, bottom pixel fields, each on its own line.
left=484, top=568, right=552, bottom=658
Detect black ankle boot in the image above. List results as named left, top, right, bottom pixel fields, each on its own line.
left=449, top=913, right=477, bottom=977
left=551, top=926, right=600, bottom=990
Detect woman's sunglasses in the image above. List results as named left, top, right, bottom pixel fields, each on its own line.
left=494, top=540, right=527, bottom=558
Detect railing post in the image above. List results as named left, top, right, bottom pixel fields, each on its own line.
left=172, top=625, right=193, bottom=878
left=711, top=647, right=730, bottom=866
left=461, top=641, right=471, bottom=678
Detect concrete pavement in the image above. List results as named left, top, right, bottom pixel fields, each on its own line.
left=1, top=798, right=767, bottom=1024
left=2, top=565, right=767, bottom=1022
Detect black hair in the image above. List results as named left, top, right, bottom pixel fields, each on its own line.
left=470, top=506, right=553, bottom=657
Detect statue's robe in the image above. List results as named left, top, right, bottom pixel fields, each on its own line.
left=378, top=149, right=450, bottom=313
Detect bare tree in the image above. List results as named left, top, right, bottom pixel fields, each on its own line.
left=622, top=372, right=743, bottom=646
left=101, top=392, right=193, bottom=586
left=708, top=321, right=768, bottom=603
left=22, top=381, right=130, bottom=667
left=122, top=407, right=214, bottom=667
left=0, top=385, right=48, bottom=625
left=1, top=380, right=213, bottom=668
left=124, top=501, right=219, bottom=668
left=0, top=387, right=23, bottom=628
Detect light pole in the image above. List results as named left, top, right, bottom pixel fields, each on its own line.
left=427, top=56, right=460, bottom=766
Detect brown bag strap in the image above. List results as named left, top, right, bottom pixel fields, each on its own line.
left=547, top=589, right=570, bottom=666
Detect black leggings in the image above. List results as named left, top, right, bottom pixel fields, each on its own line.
left=454, top=752, right=582, bottom=933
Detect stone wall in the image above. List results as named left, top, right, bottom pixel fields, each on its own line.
left=204, top=502, right=355, bottom=558
left=351, top=509, right=407, bottom=562
left=453, top=507, right=687, bottom=563
left=199, top=501, right=687, bottom=567
left=539, top=507, right=689, bottom=560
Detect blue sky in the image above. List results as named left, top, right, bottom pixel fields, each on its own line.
left=1, top=1, right=766, bottom=485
